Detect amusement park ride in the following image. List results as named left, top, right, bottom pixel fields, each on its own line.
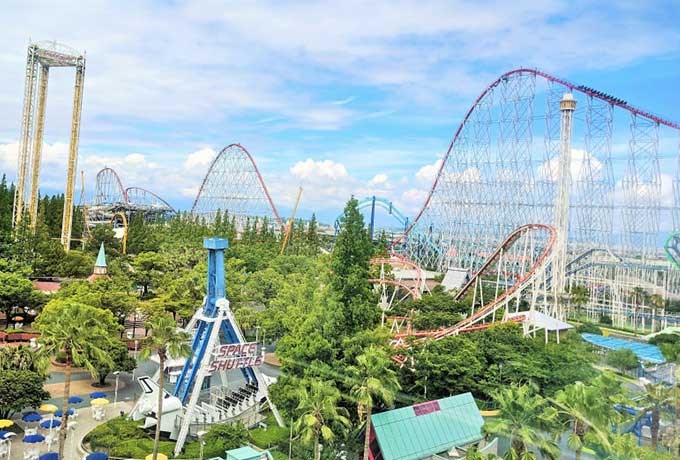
left=12, top=41, right=85, bottom=250
left=86, top=166, right=177, bottom=237
left=130, top=237, right=283, bottom=456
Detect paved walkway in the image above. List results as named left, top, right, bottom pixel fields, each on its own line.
left=8, top=401, right=134, bottom=460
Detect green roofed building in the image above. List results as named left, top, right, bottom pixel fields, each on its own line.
left=365, top=392, right=487, bottom=460
left=224, top=446, right=273, bottom=460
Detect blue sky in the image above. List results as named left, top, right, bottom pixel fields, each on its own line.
left=0, top=0, right=679, bottom=224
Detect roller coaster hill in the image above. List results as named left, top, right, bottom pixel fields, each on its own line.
left=334, top=69, right=680, bottom=340
left=94, top=68, right=680, bottom=340
left=86, top=167, right=177, bottom=229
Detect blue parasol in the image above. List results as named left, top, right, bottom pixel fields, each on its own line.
left=0, top=430, right=10, bottom=439
left=89, top=392, right=107, bottom=399
left=54, top=409, right=74, bottom=417
left=22, top=413, right=42, bottom=423
left=68, top=396, right=84, bottom=404
left=39, top=453, right=59, bottom=460
left=23, top=434, right=45, bottom=443
left=85, top=452, right=109, bottom=460
left=40, top=420, right=61, bottom=429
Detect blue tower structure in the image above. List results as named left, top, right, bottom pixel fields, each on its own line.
left=173, top=238, right=255, bottom=402
left=172, top=237, right=283, bottom=456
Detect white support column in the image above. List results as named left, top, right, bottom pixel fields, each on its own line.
left=553, top=93, right=577, bottom=315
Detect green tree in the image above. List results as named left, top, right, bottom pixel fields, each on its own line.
left=0, top=344, right=49, bottom=376
left=330, top=198, right=377, bottom=334
left=35, top=300, right=120, bottom=460
left=606, top=349, right=638, bottom=374
left=87, top=224, right=122, bottom=257
left=0, top=271, right=41, bottom=327
left=483, top=384, right=559, bottom=460
left=0, top=369, right=50, bottom=419
left=139, top=316, right=191, bottom=460
left=551, top=376, right=622, bottom=459
left=294, top=379, right=350, bottom=460
left=348, top=346, right=401, bottom=460
left=132, top=251, right=167, bottom=297
left=94, top=339, right=137, bottom=386
left=637, top=382, right=673, bottom=451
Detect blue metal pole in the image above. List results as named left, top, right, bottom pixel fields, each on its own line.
left=369, top=196, right=376, bottom=241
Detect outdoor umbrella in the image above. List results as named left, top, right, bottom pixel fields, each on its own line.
left=85, top=452, right=109, bottom=460
left=0, top=431, right=11, bottom=440
left=39, top=404, right=58, bottom=413
left=68, top=396, right=83, bottom=404
left=22, top=434, right=45, bottom=443
left=89, top=392, right=107, bottom=399
left=145, top=454, right=168, bottom=460
left=22, top=413, right=42, bottom=423
left=40, top=420, right=61, bottom=429
left=39, top=453, right=59, bottom=460
left=90, top=398, right=109, bottom=406
left=54, top=409, right=74, bottom=417
left=0, top=420, right=13, bottom=428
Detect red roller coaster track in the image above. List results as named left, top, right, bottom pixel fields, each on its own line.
left=191, top=143, right=283, bottom=228
left=95, top=167, right=128, bottom=204
left=393, top=224, right=555, bottom=343
left=391, top=68, right=680, bottom=250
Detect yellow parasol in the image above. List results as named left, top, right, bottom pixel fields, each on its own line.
left=39, top=404, right=58, bottom=413
left=90, top=398, right=110, bottom=406
left=0, top=419, right=13, bottom=428
left=145, top=454, right=168, bottom=460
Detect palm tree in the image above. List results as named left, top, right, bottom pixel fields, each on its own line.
left=483, top=384, right=559, bottom=460
left=139, top=315, right=191, bottom=460
left=637, top=382, right=673, bottom=451
left=294, top=379, right=350, bottom=460
left=0, top=344, right=49, bottom=375
left=552, top=376, right=622, bottom=459
left=631, top=287, right=647, bottom=330
left=348, top=346, right=401, bottom=460
left=569, top=285, right=589, bottom=317
left=34, top=300, right=118, bottom=460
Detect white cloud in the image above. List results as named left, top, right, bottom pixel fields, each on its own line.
left=370, top=173, right=389, bottom=186
left=415, top=159, right=443, bottom=184
left=290, top=159, right=349, bottom=181
left=184, top=147, right=217, bottom=171
left=538, top=149, right=603, bottom=182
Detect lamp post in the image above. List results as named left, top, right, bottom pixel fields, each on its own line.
left=197, top=430, right=207, bottom=460
left=113, top=371, right=120, bottom=409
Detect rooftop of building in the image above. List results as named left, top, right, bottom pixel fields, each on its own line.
left=371, top=392, right=484, bottom=460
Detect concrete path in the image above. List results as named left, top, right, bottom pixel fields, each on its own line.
left=8, top=401, right=134, bottom=460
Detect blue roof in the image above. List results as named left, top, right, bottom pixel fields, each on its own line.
left=581, top=333, right=666, bottom=364
left=95, top=243, right=107, bottom=267
left=371, top=392, right=484, bottom=460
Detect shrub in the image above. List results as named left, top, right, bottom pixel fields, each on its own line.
left=606, top=348, right=639, bottom=374
left=576, top=322, right=602, bottom=335
left=55, top=351, right=67, bottom=363
left=599, top=314, right=613, bottom=326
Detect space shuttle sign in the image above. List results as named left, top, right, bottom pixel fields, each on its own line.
left=208, top=342, right=264, bottom=374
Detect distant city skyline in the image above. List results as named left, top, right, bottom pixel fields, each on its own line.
left=1, top=1, right=679, bottom=223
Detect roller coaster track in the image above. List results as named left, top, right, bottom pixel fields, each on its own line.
left=393, top=224, right=555, bottom=345
left=368, top=253, right=424, bottom=312
left=191, top=144, right=283, bottom=228
left=664, top=232, right=680, bottom=271
left=390, top=68, right=680, bottom=270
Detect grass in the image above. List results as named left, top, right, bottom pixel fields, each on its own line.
left=249, top=413, right=289, bottom=450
